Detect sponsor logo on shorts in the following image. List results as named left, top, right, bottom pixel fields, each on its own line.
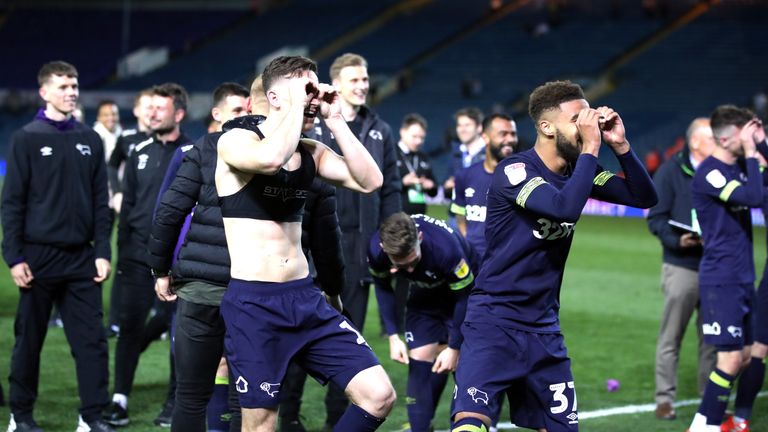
left=235, top=376, right=249, bottom=393
left=727, top=325, right=743, bottom=338
left=75, top=143, right=91, bottom=156
left=405, top=332, right=414, bottom=343
left=703, top=322, right=721, bottom=336
left=467, top=387, right=489, bottom=405
left=259, top=382, right=280, bottom=397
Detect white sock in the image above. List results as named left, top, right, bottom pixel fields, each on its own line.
left=112, top=393, right=128, bottom=410
left=689, top=412, right=707, bottom=432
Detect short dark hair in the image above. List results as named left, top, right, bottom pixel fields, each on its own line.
left=528, top=80, right=585, bottom=127
left=330, top=53, right=368, bottom=81
left=710, top=104, right=755, bottom=139
left=482, top=113, right=512, bottom=133
left=38, top=61, right=78, bottom=86
left=454, top=107, right=483, bottom=126
left=152, top=82, right=189, bottom=111
left=401, top=113, right=427, bottom=131
left=212, top=82, right=249, bottom=107
left=262, top=56, right=317, bottom=94
left=133, top=88, right=153, bottom=107
left=380, top=212, right=419, bottom=257
left=96, top=99, right=117, bottom=113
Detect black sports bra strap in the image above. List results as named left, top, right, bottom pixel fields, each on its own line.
left=253, top=125, right=265, bottom=140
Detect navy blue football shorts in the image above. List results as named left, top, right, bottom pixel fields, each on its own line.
left=700, top=283, right=754, bottom=350
left=404, top=306, right=452, bottom=350
left=452, top=322, right=576, bottom=431
left=220, top=277, right=381, bottom=408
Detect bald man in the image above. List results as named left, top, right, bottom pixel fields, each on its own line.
left=646, top=118, right=718, bottom=420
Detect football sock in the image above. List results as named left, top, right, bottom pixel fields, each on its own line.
left=207, top=376, right=230, bottom=432
left=452, top=417, right=488, bottom=432
left=734, top=356, right=766, bottom=420
left=429, top=363, right=449, bottom=412
left=112, top=393, right=127, bottom=410
left=701, top=369, right=735, bottom=426
left=407, top=359, right=438, bottom=431
left=333, top=403, right=384, bottom=431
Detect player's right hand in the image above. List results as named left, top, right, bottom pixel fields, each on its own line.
left=288, top=76, right=314, bottom=108
left=155, top=276, right=176, bottom=302
left=576, top=108, right=602, bottom=155
left=740, top=119, right=760, bottom=157
left=388, top=334, right=409, bottom=365
left=10, top=262, right=33, bottom=289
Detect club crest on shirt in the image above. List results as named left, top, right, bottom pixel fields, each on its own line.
left=504, top=163, right=527, bottom=186
left=137, top=154, right=149, bottom=170
left=40, top=146, right=53, bottom=156
left=705, top=169, right=727, bottom=189
left=75, top=143, right=91, bottom=156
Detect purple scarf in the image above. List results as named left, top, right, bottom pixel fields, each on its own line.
left=35, top=108, right=77, bottom=131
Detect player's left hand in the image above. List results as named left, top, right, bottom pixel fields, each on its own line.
left=317, top=83, right=341, bottom=120
left=433, top=347, right=459, bottom=374
left=388, top=335, right=410, bottom=365
left=753, top=118, right=766, bottom=144
left=596, top=106, right=629, bottom=154
left=93, top=258, right=111, bottom=283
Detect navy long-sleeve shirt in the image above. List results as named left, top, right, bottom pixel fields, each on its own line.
left=468, top=147, right=657, bottom=332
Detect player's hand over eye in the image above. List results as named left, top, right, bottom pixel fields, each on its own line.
left=596, top=106, right=630, bottom=154
left=575, top=108, right=602, bottom=156
left=287, top=77, right=314, bottom=108
left=317, top=83, right=341, bottom=120
left=740, top=119, right=760, bottom=157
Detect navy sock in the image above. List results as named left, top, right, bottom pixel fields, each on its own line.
left=452, top=417, right=488, bottom=432
left=207, top=379, right=231, bottom=432
left=333, top=403, right=384, bottom=432
left=407, top=359, right=440, bottom=431
left=429, top=364, right=449, bottom=412
left=735, top=357, right=766, bottom=420
left=700, top=368, right=735, bottom=426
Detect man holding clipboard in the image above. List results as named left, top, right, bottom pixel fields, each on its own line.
left=646, top=118, right=717, bottom=421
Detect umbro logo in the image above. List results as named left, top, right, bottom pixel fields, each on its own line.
left=465, top=187, right=475, bottom=198
left=40, top=146, right=53, bottom=156
left=567, top=412, right=579, bottom=424
left=368, top=130, right=383, bottom=141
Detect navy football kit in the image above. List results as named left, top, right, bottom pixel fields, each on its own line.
left=451, top=162, right=493, bottom=258
left=369, top=214, right=476, bottom=432
left=691, top=156, right=764, bottom=350
left=453, top=147, right=656, bottom=431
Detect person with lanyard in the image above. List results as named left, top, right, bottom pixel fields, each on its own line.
left=397, top=113, right=438, bottom=215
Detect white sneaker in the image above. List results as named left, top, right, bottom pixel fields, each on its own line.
left=75, top=416, right=114, bottom=432
left=7, top=414, right=43, bottom=432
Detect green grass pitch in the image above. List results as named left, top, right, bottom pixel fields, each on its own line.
left=0, top=210, right=765, bottom=431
